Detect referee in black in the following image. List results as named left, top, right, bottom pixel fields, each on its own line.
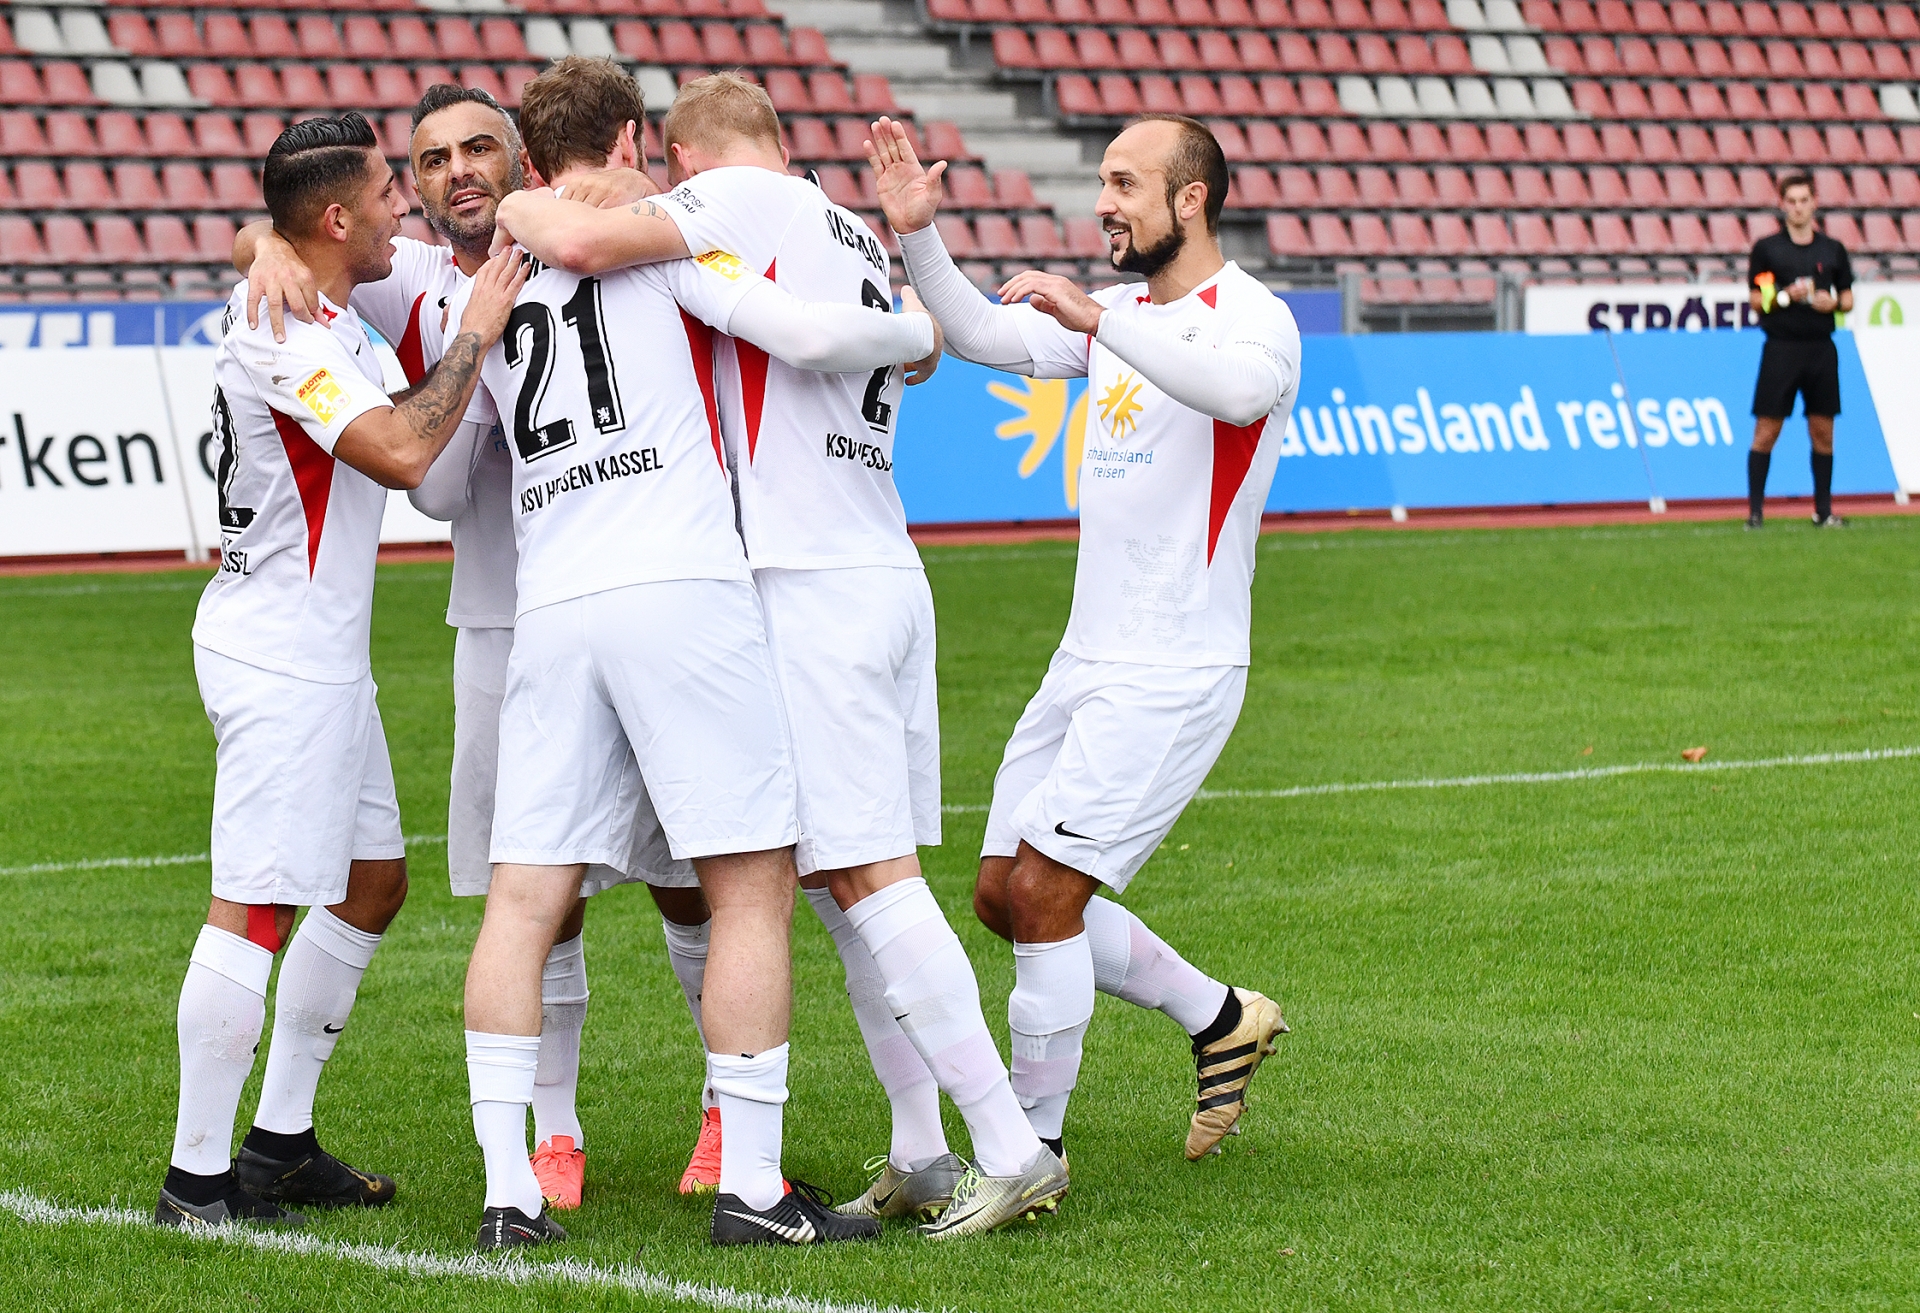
left=1745, top=172, right=1854, bottom=529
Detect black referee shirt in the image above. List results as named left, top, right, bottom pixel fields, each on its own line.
left=1748, top=229, right=1853, bottom=341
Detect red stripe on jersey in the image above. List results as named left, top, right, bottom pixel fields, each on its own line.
left=1198, top=285, right=1218, bottom=308
left=1207, top=416, right=1264, bottom=564
left=678, top=308, right=726, bottom=470
left=271, top=408, right=336, bottom=577
left=394, top=292, right=428, bottom=385
left=735, top=257, right=778, bottom=464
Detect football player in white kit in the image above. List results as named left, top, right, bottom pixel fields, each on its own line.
left=867, top=113, right=1297, bottom=1171
left=234, top=84, right=720, bottom=1211
left=456, top=57, right=936, bottom=1250
left=485, top=71, right=1068, bottom=1239
left=157, top=113, right=527, bottom=1228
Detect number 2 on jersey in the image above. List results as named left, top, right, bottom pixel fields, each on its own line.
left=504, top=277, right=627, bottom=463
left=859, top=280, right=895, bottom=434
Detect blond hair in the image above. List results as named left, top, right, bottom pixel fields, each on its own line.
left=663, top=72, right=782, bottom=157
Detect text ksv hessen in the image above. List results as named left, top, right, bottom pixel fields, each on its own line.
left=1283, top=385, right=1738, bottom=457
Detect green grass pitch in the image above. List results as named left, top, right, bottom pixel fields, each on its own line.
left=4, top=516, right=1920, bottom=1311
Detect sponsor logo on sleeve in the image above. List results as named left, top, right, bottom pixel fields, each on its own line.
left=694, top=249, right=749, bottom=282
left=294, top=369, right=350, bottom=425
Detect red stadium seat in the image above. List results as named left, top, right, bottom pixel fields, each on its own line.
left=614, top=21, right=661, bottom=60
left=973, top=213, right=1019, bottom=258
left=1063, top=215, right=1105, bottom=257
left=1675, top=124, right=1715, bottom=161
left=1862, top=212, right=1902, bottom=251
left=194, top=216, right=238, bottom=262
left=763, top=68, right=809, bottom=111
left=297, top=16, right=345, bottom=58
left=344, top=17, right=393, bottom=58
left=1138, top=75, right=1180, bottom=112
left=211, top=163, right=261, bottom=209
left=1308, top=214, right=1352, bottom=256
left=789, top=27, right=832, bottom=63
left=458, top=65, right=508, bottom=105
left=236, top=20, right=291, bottom=61
left=1406, top=121, right=1447, bottom=159
left=283, top=66, right=329, bottom=109
left=44, top=216, right=99, bottom=264
left=1230, top=166, right=1280, bottom=207
left=1177, top=74, right=1222, bottom=114
left=240, top=113, right=285, bottom=157
left=1211, top=120, right=1251, bottom=162
left=808, top=72, right=855, bottom=114
left=1276, top=165, right=1319, bottom=204
left=945, top=165, right=994, bottom=208
left=994, top=169, right=1038, bottom=207
left=391, top=16, right=436, bottom=58
left=1630, top=214, right=1671, bottom=252
left=1266, top=213, right=1308, bottom=258
left=0, top=62, right=48, bottom=105
left=1825, top=213, right=1864, bottom=248
left=1315, top=164, right=1357, bottom=205
left=1388, top=213, right=1433, bottom=254
left=436, top=19, right=485, bottom=60
left=701, top=23, right=750, bottom=63
left=1257, top=75, right=1299, bottom=113
left=40, top=65, right=90, bottom=106
left=1283, top=121, right=1326, bottom=161
left=64, top=163, right=112, bottom=209
left=1096, top=74, right=1141, bottom=114
left=1018, top=215, right=1064, bottom=258
left=1298, top=76, right=1340, bottom=113
left=161, top=163, right=212, bottom=209
left=1158, top=31, right=1202, bottom=69
left=14, top=161, right=62, bottom=207
left=0, top=215, right=47, bottom=263
left=1115, top=30, right=1157, bottom=67
left=1851, top=166, right=1891, bottom=207
left=480, top=18, right=532, bottom=59
left=1472, top=165, right=1514, bottom=207
left=1350, top=214, right=1392, bottom=256
left=1052, top=73, right=1099, bottom=114
left=787, top=117, right=835, bottom=160
left=1472, top=213, right=1515, bottom=254
left=94, top=215, right=147, bottom=262
left=96, top=113, right=145, bottom=156
left=1431, top=165, right=1471, bottom=206
left=994, top=28, right=1040, bottom=67
left=144, top=214, right=195, bottom=262
left=326, top=65, right=377, bottom=110
left=1431, top=213, right=1472, bottom=255
left=41, top=111, right=93, bottom=157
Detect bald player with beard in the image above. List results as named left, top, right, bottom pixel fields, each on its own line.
left=234, top=84, right=721, bottom=1213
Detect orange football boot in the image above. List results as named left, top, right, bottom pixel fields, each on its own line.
left=677, top=1107, right=722, bottom=1195
left=531, top=1135, right=585, bottom=1210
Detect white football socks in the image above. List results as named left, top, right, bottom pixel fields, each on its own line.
left=804, top=885, right=947, bottom=1171
left=252, top=907, right=381, bottom=1135
left=532, top=932, right=588, bottom=1147
left=171, top=925, right=273, bottom=1176
left=709, top=1043, right=788, bottom=1210
left=1082, top=896, right=1229, bottom=1035
left=661, top=914, right=716, bottom=1109
left=846, top=878, right=1043, bottom=1177
left=1008, top=933, right=1096, bottom=1142
left=466, top=1030, right=543, bottom=1215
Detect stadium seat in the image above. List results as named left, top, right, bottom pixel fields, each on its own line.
left=44, top=215, right=97, bottom=264
left=144, top=215, right=195, bottom=262
left=111, top=163, right=162, bottom=209
left=96, top=113, right=146, bottom=156
left=63, top=162, right=111, bottom=209
left=93, top=215, right=145, bottom=263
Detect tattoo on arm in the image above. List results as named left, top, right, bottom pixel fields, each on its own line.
left=394, top=333, right=482, bottom=445
left=628, top=199, right=667, bottom=220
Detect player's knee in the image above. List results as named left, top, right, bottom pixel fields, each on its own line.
left=973, top=879, right=1012, bottom=941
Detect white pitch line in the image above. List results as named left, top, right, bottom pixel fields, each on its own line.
left=0, top=835, right=447, bottom=879
left=0, top=1190, right=944, bottom=1313
left=12, top=749, right=1919, bottom=873
left=940, top=744, right=1920, bottom=813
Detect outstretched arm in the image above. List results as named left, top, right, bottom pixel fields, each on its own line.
left=725, top=278, right=935, bottom=372
left=233, top=219, right=320, bottom=343
left=998, top=272, right=1291, bottom=427
left=492, top=188, right=691, bottom=274
left=407, top=414, right=487, bottom=520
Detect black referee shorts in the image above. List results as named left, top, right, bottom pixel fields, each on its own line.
left=1752, top=337, right=1841, bottom=419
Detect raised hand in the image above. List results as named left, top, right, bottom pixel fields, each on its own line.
left=454, top=248, right=531, bottom=347
left=997, top=270, right=1105, bottom=335
left=864, top=116, right=945, bottom=235
left=558, top=167, right=660, bottom=210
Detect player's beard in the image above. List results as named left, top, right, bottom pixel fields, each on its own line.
left=1111, top=213, right=1184, bottom=278
left=428, top=170, right=514, bottom=252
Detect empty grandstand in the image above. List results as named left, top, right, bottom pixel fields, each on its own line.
left=0, top=0, right=1914, bottom=320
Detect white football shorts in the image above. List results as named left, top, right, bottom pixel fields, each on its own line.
left=195, top=644, right=405, bottom=907
left=982, top=650, right=1247, bottom=892
left=755, top=565, right=941, bottom=877
left=491, top=579, right=798, bottom=867
left=448, top=626, right=693, bottom=897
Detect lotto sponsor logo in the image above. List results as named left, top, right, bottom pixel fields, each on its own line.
left=295, top=369, right=349, bottom=425
left=824, top=432, right=892, bottom=471
left=694, top=249, right=749, bottom=282
left=517, top=446, right=664, bottom=514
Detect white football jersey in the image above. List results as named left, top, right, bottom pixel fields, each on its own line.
left=350, top=235, right=463, bottom=385
left=659, top=166, right=920, bottom=571
left=193, top=284, right=396, bottom=683
left=447, top=252, right=763, bottom=618
left=1013, top=263, right=1300, bottom=668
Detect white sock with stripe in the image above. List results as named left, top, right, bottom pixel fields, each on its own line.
left=466, top=1031, right=542, bottom=1214
left=661, top=914, right=715, bottom=1109
left=1083, top=896, right=1229, bottom=1035
left=532, top=932, right=588, bottom=1147
left=252, top=907, right=381, bottom=1135
left=846, top=878, right=1043, bottom=1177
left=1008, top=933, right=1096, bottom=1143
left=171, top=925, right=273, bottom=1176
left=804, top=885, right=948, bottom=1170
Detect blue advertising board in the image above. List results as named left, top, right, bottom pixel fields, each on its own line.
left=892, top=327, right=1894, bottom=522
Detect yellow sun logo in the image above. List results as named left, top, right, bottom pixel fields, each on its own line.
left=1097, top=373, right=1145, bottom=438
left=986, top=377, right=1089, bottom=508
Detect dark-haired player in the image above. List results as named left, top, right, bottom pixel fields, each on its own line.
left=1746, top=172, right=1854, bottom=529
left=157, top=113, right=526, bottom=1228
left=869, top=113, right=1294, bottom=1182
left=234, top=84, right=718, bottom=1214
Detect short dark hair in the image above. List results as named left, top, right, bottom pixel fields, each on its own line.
left=1778, top=171, right=1814, bottom=198
left=262, top=112, right=383, bottom=235
left=1129, top=114, right=1228, bottom=234
left=518, top=56, right=646, bottom=182
left=410, top=81, right=514, bottom=138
